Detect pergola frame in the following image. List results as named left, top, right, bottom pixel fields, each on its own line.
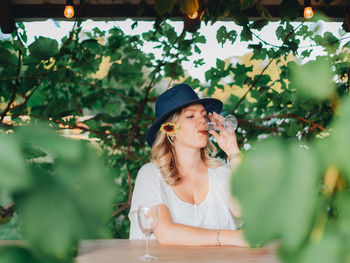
left=0, top=0, right=348, bottom=34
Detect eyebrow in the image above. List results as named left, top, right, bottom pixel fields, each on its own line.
left=184, top=108, right=207, bottom=113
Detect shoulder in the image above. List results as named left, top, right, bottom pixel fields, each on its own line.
left=136, top=162, right=163, bottom=184
left=210, top=161, right=232, bottom=185
left=211, top=161, right=231, bottom=175
left=138, top=162, right=160, bottom=174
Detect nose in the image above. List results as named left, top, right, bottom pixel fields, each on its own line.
left=197, top=115, right=208, bottom=128
left=198, top=114, right=206, bottom=123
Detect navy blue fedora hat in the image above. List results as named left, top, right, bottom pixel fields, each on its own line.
left=146, top=83, right=223, bottom=147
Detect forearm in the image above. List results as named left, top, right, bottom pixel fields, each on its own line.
left=154, top=222, right=247, bottom=246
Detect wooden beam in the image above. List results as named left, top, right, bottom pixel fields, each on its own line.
left=9, top=3, right=348, bottom=21
left=0, top=0, right=16, bottom=34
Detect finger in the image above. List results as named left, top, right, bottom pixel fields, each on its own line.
left=208, top=130, right=220, bottom=140
left=213, top=113, right=225, bottom=131
left=213, top=112, right=224, bottom=122
left=208, top=112, right=214, bottom=122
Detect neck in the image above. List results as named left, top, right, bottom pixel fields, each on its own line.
left=174, top=145, right=205, bottom=177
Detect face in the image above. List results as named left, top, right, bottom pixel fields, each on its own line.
left=173, top=104, right=209, bottom=149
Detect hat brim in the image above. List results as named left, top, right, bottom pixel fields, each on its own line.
left=146, top=98, right=223, bottom=147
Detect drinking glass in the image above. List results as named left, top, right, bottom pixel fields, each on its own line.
left=138, top=205, right=160, bottom=261
left=205, top=114, right=238, bottom=133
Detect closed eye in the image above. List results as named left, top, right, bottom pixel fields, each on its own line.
left=186, top=116, right=194, bottom=119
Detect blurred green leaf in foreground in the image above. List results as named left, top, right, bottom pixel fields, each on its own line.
left=0, top=124, right=116, bottom=263
left=232, top=84, right=350, bottom=262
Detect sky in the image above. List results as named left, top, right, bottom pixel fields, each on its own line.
left=0, top=19, right=346, bottom=82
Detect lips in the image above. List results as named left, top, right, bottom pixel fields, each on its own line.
left=197, top=130, right=209, bottom=135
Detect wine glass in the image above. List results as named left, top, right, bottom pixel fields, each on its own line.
left=138, top=205, right=160, bottom=261
left=205, top=114, right=238, bottom=133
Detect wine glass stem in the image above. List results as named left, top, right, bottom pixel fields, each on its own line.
left=145, top=233, right=151, bottom=256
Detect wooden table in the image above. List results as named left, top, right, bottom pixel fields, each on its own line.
left=76, top=239, right=280, bottom=263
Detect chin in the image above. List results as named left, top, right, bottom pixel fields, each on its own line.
left=197, top=140, right=208, bottom=148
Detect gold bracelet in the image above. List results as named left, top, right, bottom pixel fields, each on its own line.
left=228, top=152, right=243, bottom=163
left=216, top=230, right=221, bottom=246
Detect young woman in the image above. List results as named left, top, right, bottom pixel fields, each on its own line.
left=128, top=83, right=247, bottom=246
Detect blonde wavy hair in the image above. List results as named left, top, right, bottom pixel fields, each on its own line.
left=151, top=107, right=223, bottom=186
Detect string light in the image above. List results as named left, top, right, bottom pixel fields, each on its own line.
left=304, top=0, right=314, bottom=19
left=64, top=0, right=74, bottom=19
left=188, top=11, right=199, bottom=20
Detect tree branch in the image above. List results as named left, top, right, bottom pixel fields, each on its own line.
left=0, top=38, right=22, bottom=123
left=238, top=118, right=279, bottom=133
left=0, top=202, right=15, bottom=224
left=246, top=113, right=328, bottom=132
left=110, top=167, right=133, bottom=218
left=232, top=57, right=274, bottom=113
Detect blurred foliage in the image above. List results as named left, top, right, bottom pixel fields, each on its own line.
left=0, top=0, right=350, bottom=261
left=0, top=125, right=115, bottom=262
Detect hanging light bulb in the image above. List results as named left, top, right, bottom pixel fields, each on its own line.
left=304, top=0, right=313, bottom=19
left=188, top=11, right=199, bottom=20
left=64, top=0, right=74, bottom=19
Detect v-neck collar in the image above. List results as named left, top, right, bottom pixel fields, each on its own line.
left=169, top=168, right=212, bottom=207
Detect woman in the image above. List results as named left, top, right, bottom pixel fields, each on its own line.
left=128, top=83, right=247, bottom=246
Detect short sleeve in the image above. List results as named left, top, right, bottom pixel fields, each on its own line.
left=128, top=163, right=167, bottom=239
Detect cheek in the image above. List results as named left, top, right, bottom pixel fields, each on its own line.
left=175, top=125, right=193, bottom=140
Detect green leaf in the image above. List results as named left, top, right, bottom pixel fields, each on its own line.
left=322, top=96, right=350, bottom=177
left=300, top=49, right=312, bottom=57
left=166, top=27, right=178, bottom=44
left=286, top=121, right=302, bottom=137
left=27, top=87, right=46, bottom=108
left=22, top=145, right=47, bottom=160
left=289, top=57, right=335, bottom=100
left=0, top=48, right=17, bottom=65
left=254, top=74, right=271, bottom=87
left=299, top=231, right=347, bottom=263
left=0, top=213, right=22, bottom=239
left=16, top=126, right=82, bottom=162
left=28, top=37, right=59, bottom=60
left=281, top=144, right=319, bottom=252
left=196, top=35, right=206, bottom=44
left=233, top=139, right=320, bottom=250
left=240, top=26, right=252, bottom=41
left=0, top=246, right=44, bottom=263
left=232, top=139, right=287, bottom=245
left=15, top=127, right=115, bottom=259
left=231, top=63, right=253, bottom=86
left=0, top=135, right=31, bottom=192
left=335, top=192, right=350, bottom=238
left=250, top=19, right=269, bottom=31
left=17, top=171, right=80, bottom=258
left=216, top=26, right=237, bottom=47
left=216, top=58, right=225, bottom=70
left=194, top=45, right=201, bottom=54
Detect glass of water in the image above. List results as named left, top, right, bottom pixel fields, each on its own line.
left=205, top=114, right=238, bottom=133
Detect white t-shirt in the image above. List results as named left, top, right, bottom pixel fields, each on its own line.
left=128, top=162, right=237, bottom=239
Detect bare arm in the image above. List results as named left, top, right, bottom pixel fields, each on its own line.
left=153, top=204, right=248, bottom=246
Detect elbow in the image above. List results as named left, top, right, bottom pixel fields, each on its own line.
left=154, top=225, right=176, bottom=245
left=154, top=231, right=171, bottom=245
left=156, top=236, right=169, bottom=245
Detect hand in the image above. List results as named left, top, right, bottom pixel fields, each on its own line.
left=208, top=112, right=240, bottom=157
